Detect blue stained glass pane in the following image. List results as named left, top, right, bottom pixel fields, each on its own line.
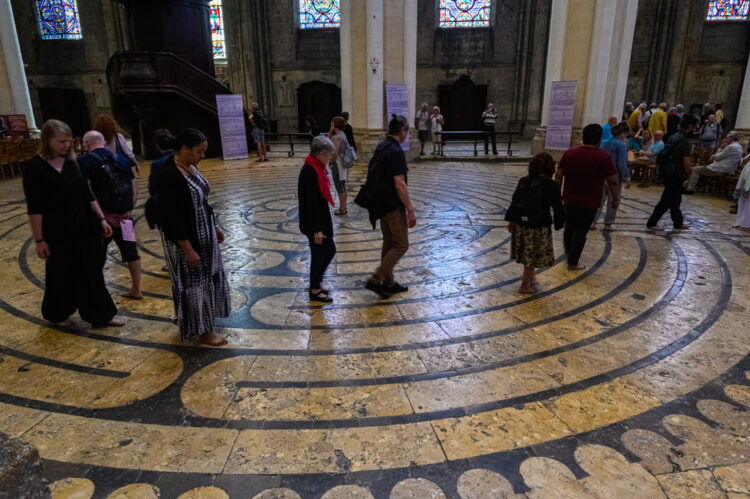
left=299, top=0, right=340, bottom=29
left=36, top=0, right=82, bottom=40
left=439, top=0, right=491, bottom=28
left=706, top=0, right=750, bottom=21
left=209, top=0, right=226, bottom=59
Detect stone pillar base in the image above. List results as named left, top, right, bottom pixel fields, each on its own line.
left=531, top=126, right=584, bottom=161
left=352, top=128, right=421, bottom=164
left=735, top=129, right=750, bottom=152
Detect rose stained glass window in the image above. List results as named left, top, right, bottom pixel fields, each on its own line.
left=439, top=0, right=491, bottom=28
left=36, top=0, right=82, bottom=40
left=706, top=0, right=750, bottom=21
left=299, top=0, right=340, bottom=29
left=209, top=0, right=226, bottom=59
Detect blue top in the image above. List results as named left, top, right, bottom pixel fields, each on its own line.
left=79, top=147, right=135, bottom=181
left=601, top=123, right=612, bottom=143
left=648, top=140, right=665, bottom=155
left=601, top=138, right=629, bottom=180
left=627, top=137, right=642, bottom=151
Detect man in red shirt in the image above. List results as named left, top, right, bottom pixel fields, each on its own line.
left=555, top=124, right=620, bottom=270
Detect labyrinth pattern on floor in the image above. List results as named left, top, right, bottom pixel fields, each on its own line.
left=1, top=157, right=750, bottom=498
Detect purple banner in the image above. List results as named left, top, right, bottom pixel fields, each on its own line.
left=216, top=94, right=248, bottom=160
left=545, top=80, right=577, bottom=150
left=386, top=84, right=410, bottom=151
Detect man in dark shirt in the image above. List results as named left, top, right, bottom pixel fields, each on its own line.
left=555, top=124, right=619, bottom=270
left=365, top=115, right=417, bottom=298
left=646, top=115, right=698, bottom=231
left=80, top=130, right=142, bottom=299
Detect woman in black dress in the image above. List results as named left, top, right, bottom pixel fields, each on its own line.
left=298, top=136, right=337, bottom=302
left=23, top=119, right=125, bottom=327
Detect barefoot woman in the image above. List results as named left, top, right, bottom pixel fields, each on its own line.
left=23, top=119, right=125, bottom=328
left=154, top=129, right=230, bottom=346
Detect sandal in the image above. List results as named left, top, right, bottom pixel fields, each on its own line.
left=309, top=289, right=333, bottom=303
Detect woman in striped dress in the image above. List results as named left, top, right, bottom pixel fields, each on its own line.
left=154, top=129, right=231, bottom=345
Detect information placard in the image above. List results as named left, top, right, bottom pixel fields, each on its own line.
left=545, top=80, right=577, bottom=150
left=216, top=94, right=248, bottom=160
left=0, top=114, right=30, bottom=138
left=386, top=84, right=410, bottom=151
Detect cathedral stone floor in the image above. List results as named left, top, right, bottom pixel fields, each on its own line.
left=2, top=155, right=750, bottom=498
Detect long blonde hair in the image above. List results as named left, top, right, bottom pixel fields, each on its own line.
left=38, top=119, right=75, bottom=161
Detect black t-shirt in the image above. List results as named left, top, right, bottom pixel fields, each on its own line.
left=667, top=132, right=692, bottom=179
left=373, top=136, right=408, bottom=214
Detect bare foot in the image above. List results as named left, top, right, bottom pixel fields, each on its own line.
left=567, top=264, right=587, bottom=271
left=107, top=316, right=126, bottom=327
left=54, top=318, right=74, bottom=327
left=647, top=226, right=664, bottom=231
left=199, top=331, right=227, bottom=346
left=121, top=291, right=143, bottom=300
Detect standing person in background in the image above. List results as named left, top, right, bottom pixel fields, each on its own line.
left=415, top=103, right=431, bottom=156
left=154, top=128, right=231, bottom=346
left=505, top=152, right=564, bottom=294
left=676, top=104, right=685, bottom=119
left=305, top=116, right=321, bottom=144
left=627, top=103, right=647, bottom=132
left=328, top=116, right=351, bottom=216
left=23, top=119, right=125, bottom=328
left=623, top=102, right=634, bottom=121
left=601, top=116, right=618, bottom=143
left=79, top=130, right=142, bottom=300
left=648, top=103, right=668, bottom=134
left=646, top=115, right=698, bottom=231
left=430, top=106, right=444, bottom=155
left=94, top=114, right=140, bottom=175
left=666, top=107, right=680, bottom=141
left=248, top=102, right=268, bottom=162
left=298, top=136, right=337, bottom=302
left=594, top=123, right=631, bottom=231
left=364, top=115, right=417, bottom=299
left=341, top=112, right=357, bottom=152
left=555, top=124, right=619, bottom=271
left=714, top=103, right=725, bottom=127
left=482, top=103, right=498, bottom=155
left=697, top=115, right=722, bottom=149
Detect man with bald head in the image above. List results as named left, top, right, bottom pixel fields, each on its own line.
left=79, top=129, right=142, bottom=299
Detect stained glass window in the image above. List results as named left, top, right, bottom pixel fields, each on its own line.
left=209, top=0, right=226, bottom=59
left=36, top=0, right=82, bottom=40
left=439, top=0, right=491, bottom=28
left=706, top=0, right=750, bottom=21
left=299, top=0, right=340, bottom=29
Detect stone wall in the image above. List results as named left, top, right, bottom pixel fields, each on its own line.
left=10, top=0, right=127, bottom=131
left=626, top=0, right=750, bottom=126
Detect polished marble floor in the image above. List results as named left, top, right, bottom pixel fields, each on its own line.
left=2, top=155, right=750, bottom=498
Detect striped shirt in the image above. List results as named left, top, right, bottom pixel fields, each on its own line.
left=482, top=110, right=497, bottom=126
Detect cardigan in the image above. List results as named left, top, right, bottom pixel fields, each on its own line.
left=154, top=156, right=209, bottom=254
left=298, top=163, right=334, bottom=237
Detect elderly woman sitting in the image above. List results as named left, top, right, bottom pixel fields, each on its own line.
left=298, top=136, right=337, bottom=302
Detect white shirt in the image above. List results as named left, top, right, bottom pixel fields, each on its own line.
left=415, top=110, right=430, bottom=131
left=431, top=114, right=443, bottom=133
left=708, top=141, right=743, bottom=174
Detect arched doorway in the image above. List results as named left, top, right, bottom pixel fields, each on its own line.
left=297, top=81, right=341, bottom=133
left=438, top=75, right=488, bottom=137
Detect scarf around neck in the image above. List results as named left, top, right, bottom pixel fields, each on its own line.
left=305, top=154, right=334, bottom=206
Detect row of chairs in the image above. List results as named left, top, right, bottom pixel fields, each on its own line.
left=0, top=138, right=39, bottom=179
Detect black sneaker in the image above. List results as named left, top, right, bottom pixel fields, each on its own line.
left=384, top=281, right=408, bottom=293
left=365, top=279, right=392, bottom=298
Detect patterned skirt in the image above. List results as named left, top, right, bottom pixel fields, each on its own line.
left=510, top=225, right=555, bottom=268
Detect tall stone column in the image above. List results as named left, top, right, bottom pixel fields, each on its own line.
left=341, top=0, right=417, bottom=161
left=532, top=0, right=637, bottom=154
left=735, top=51, right=750, bottom=148
left=0, top=0, right=38, bottom=134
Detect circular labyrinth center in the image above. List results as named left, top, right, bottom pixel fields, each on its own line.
left=1, top=157, right=749, bottom=497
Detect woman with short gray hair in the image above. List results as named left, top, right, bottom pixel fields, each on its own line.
left=298, top=136, right=337, bottom=302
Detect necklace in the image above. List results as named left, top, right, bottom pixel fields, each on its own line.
left=174, top=159, right=197, bottom=178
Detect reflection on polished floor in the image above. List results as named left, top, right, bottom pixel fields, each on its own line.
left=2, top=155, right=750, bottom=498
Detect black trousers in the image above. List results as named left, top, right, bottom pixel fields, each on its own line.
left=563, top=206, right=597, bottom=266
left=307, top=235, right=336, bottom=289
left=646, top=175, right=684, bottom=228
left=483, top=124, right=497, bottom=153
left=43, top=240, right=118, bottom=325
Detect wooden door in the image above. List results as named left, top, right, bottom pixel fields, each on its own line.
left=297, top=81, right=341, bottom=133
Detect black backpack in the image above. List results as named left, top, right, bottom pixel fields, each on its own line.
left=88, top=151, right=134, bottom=214
left=253, top=111, right=268, bottom=130
left=505, top=176, right=547, bottom=227
left=656, top=134, right=685, bottom=178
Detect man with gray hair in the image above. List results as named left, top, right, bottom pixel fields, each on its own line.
left=415, top=103, right=430, bottom=156
left=684, top=131, right=744, bottom=194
